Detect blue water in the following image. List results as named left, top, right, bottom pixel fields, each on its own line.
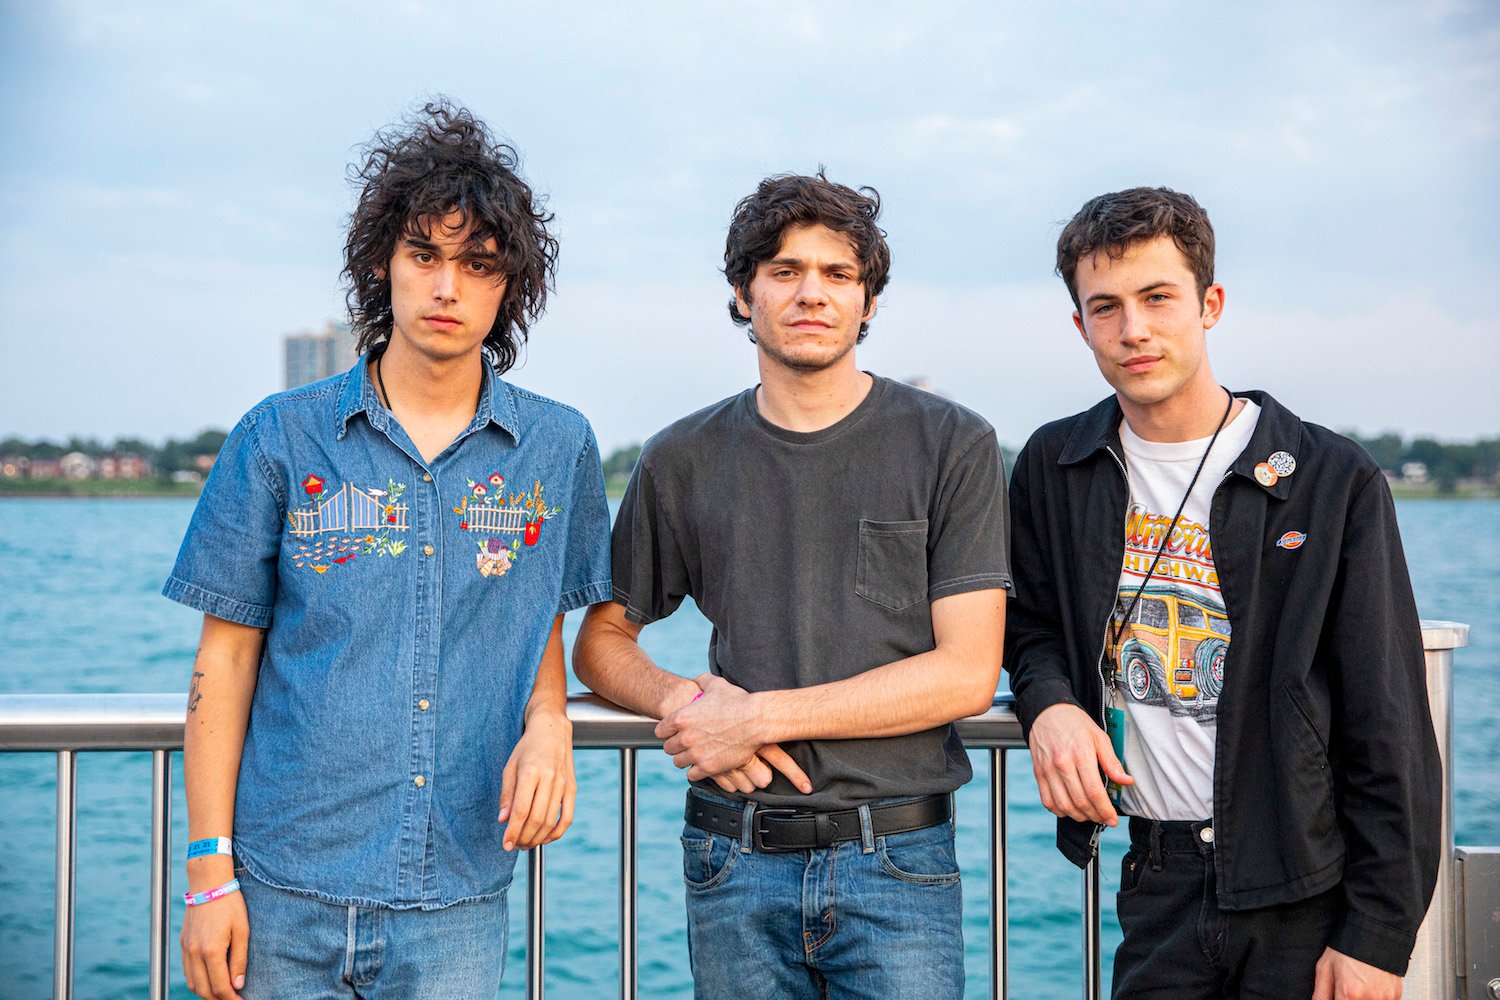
left=0, top=498, right=1495, bottom=999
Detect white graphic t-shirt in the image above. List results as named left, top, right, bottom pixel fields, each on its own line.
left=1109, top=399, right=1260, bottom=821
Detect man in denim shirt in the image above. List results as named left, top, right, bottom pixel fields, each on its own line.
left=164, top=102, right=611, bottom=998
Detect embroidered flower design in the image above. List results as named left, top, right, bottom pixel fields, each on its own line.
left=458, top=474, right=560, bottom=577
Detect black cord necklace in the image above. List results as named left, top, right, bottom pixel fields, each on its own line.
left=1111, top=387, right=1236, bottom=652
left=375, top=354, right=392, bottom=411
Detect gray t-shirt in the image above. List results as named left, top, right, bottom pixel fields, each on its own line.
left=612, top=375, right=1012, bottom=809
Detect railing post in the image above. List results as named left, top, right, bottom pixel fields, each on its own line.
left=149, top=750, right=171, bottom=1000
left=620, top=749, right=638, bottom=1000
left=1083, top=853, right=1101, bottom=1000
left=990, top=748, right=1008, bottom=1000
left=1406, top=621, right=1469, bottom=999
left=54, top=749, right=77, bottom=1000
left=527, top=845, right=545, bottom=1000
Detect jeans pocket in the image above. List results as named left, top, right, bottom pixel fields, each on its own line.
left=855, top=519, right=929, bottom=612
left=876, top=826, right=960, bottom=885
left=681, top=834, right=738, bottom=890
left=1117, top=848, right=1149, bottom=897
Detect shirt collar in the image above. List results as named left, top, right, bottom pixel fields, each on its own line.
left=1059, top=389, right=1303, bottom=501
left=334, top=351, right=521, bottom=443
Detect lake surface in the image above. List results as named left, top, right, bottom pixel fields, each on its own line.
left=0, top=498, right=1495, bottom=998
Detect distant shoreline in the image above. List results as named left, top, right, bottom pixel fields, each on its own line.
left=3, top=484, right=1493, bottom=501
left=0, top=479, right=204, bottom=499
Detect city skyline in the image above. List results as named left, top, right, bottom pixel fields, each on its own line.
left=1, top=1, right=1496, bottom=454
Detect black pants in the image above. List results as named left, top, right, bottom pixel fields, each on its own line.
left=1112, top=817, right=1341, bottom=999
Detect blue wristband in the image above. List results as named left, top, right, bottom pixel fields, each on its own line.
left=187, top=837, right=233, bottom=859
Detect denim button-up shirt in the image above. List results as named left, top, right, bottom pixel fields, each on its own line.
left=164, top=358, right=611, bottom=908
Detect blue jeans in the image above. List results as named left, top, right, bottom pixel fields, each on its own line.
left=235, top=865, right=507, bottom=998
left=681, top=792, right=964, bottom=1000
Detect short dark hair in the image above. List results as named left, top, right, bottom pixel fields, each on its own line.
left=343, top=99, right=558, bottom=373
left=723, top=170, right=891, bottom=343
left=1056, top=187, right=1215, bottom=311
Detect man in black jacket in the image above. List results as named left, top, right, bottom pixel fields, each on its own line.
left=1004, top=186, right=1440, bottom=999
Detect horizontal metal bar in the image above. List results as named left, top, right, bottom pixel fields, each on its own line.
left=0, top=621, right=1464, bottom=753
left=1, top=694, right=189, bottom=751
left=0, top=692, right=1026, bottom=752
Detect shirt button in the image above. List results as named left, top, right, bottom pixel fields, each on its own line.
left=423, top=544, right=435, bottom=556
left=422, top=473, right=432, bottom=482
left=1199, top=826, right=1215, bottom=843
left=413, top=775, right=426, bottom=788
left=418, top=699, right=430, bottom=711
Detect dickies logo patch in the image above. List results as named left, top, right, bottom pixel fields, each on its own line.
left=1276, top=531, right=1307, bottom=550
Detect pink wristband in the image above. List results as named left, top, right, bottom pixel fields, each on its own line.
left=691, top=692, right=705, bottom=702
left=184, top=878, right=241, bottom=907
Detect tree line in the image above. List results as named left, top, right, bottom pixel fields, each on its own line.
left=1, top=431, right=230, bottom=477
left=601, top=434, right=1500, bottom=495
left=1341, top=432, right=1500, bottom=492
left=4, top=431, right=1494, bottom=494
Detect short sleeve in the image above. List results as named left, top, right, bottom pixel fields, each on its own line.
left=610, top=450, right=693, bottom=625
left=162, top=413, right=285, bottom=627
left=556, top=427, right=613, bottom=614
left=927, top=428, right=1012, bottom=601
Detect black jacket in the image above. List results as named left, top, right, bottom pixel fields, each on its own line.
left=1003, top=390, right=1440, bottom=976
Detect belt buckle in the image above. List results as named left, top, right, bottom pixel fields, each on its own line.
left=751, top=807, right=800, bottom=853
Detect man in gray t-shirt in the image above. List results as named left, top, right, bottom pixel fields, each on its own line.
left=575, top=171, right=1010, bottom=999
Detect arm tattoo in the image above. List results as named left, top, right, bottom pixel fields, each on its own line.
left=188, top=671, right=205, bottom=714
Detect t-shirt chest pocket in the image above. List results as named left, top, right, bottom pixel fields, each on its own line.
left=855, top=518, right=929, bottom=612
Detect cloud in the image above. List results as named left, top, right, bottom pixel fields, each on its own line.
left=908, top=115, right=1023, bottom=148
left=2, top=0, right=1495, bottom=446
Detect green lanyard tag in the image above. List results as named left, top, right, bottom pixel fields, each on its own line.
left=1105, top=704, right=1126, bottom=806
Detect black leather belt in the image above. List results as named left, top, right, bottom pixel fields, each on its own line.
left=685, top=791, right=952, bottom=852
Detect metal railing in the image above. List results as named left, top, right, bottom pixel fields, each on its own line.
left=0, top=621, right=1470, bottom=1000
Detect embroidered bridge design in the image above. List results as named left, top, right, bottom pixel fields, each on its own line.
left=289, top=484, right=409, bottom=537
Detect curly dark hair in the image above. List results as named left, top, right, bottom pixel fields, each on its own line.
left=723, top=170, right=891, bottom=343
left=1056, top=187, right=1215, bottom=311
left=342, top=99, right=558, bottom=373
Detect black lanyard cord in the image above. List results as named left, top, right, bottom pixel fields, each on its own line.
left=1111, top=388, right=1236, bottom=653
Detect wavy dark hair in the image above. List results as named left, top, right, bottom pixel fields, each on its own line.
left=723, top=169, right=891, bottom=343
left=343, top=99, right=558, bottom=372
left=1056, top=186, right=1215, bottom=311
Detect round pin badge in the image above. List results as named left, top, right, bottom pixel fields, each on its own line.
left=1268, top=451, right=1296, bottom=477
left=1254, top=462, right=1279, bottom=488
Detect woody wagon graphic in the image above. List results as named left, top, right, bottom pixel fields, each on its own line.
left=454, top=474, right=560, bottom=578
left=287, top=476, right=410, bottom=572
left=1108, top=586, right=1230, bottom=720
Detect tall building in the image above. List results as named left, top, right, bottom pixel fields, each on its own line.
left=284, top=321, right=360, bottom=389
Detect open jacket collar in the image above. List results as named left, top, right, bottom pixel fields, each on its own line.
left=1056, top=389, right=1305, bottom=501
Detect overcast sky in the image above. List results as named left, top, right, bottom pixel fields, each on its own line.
left=1, top=0, right=1496, bottom=454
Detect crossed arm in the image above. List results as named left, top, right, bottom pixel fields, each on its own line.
left=573, top=589, right=1005, bottom=787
